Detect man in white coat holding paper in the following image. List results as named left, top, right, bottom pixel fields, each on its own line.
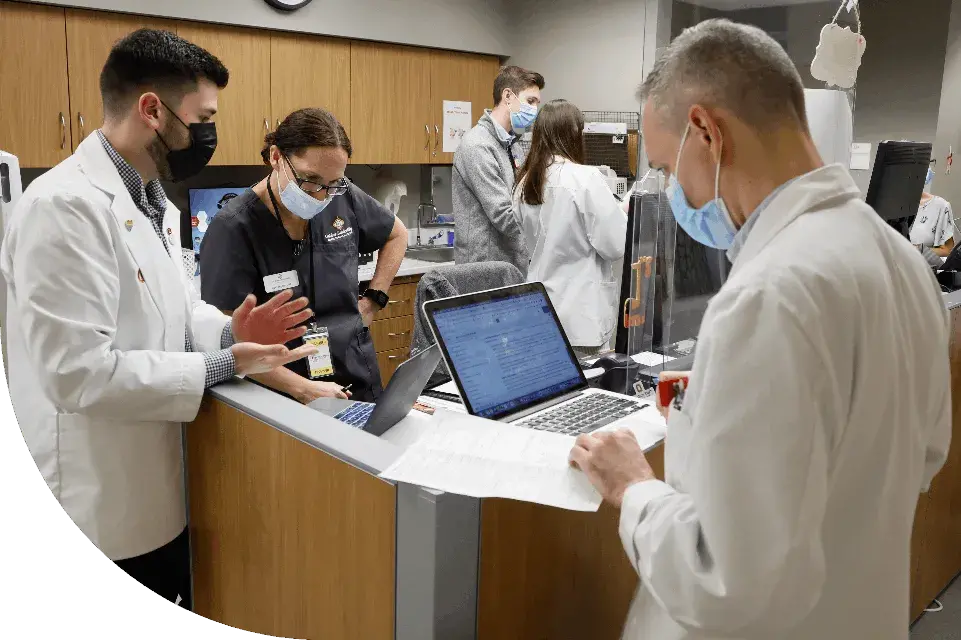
left=570, top=20, right=951, bottom=640
left=1, top=30, right=315, bottom=608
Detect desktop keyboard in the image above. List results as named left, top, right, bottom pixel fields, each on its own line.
left=516, top=394, right=649, bottom=435
left=334, top=402, right=376, bottom=428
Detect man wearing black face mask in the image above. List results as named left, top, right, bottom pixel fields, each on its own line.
left=1, top=29, right=318, bottom=608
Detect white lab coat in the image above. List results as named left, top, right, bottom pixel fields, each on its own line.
left=618, top=165, right=951, bottom=640
left=514, top=158, right=626, bottom=347
left=1, top=134, right=230, bottom=561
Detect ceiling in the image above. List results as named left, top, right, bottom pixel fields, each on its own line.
left=682, top=0, right=833, bottom=9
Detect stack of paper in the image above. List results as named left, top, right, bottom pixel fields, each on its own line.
left=380, top=414, right=603, bottom=511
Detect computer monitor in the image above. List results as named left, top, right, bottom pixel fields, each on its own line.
left=188, top=187, right=246, bottom=254
left=865, top=141, right=932, bottom=238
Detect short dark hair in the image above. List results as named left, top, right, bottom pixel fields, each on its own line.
left=493, top=65, right=545, bottom=106
left=261, top=108, right=353, bottom=164
left=100, top=29, right=229, bottom=118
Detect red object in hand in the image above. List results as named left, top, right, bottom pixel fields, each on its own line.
left=657, top=376, right=689, bottom=409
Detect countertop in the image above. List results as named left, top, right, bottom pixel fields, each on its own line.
left=359, top=257, right=453, bottom=282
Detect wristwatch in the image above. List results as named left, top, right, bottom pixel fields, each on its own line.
left=362, top=288, right=390, bottom=309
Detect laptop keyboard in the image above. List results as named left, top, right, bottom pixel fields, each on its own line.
left=334, top=402, right=375, bottom=428
left=516, top=394, right=649, bottom=435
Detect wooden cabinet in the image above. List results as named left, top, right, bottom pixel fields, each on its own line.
left=0, top=3, right=501, bottom=168
left=177, top=24, right=271, bottom=166
left=0, top=2, right=72, bottom=168
left=375, top=346, right=411, bottom=388
left=65, top=10, right=178, bottom=150
left=429, top=51, right=500, bottom=164
left=368, top=275, right=420, bottom=385
left=270, top=33, right=351, bottom=135
left=350, top=42, right=432, bottom=165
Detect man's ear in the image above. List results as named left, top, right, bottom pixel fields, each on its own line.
left=138, top=92, right=163, bottom=132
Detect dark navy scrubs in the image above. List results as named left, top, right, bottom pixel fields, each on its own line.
left=199, top=184, right=395, bottom=402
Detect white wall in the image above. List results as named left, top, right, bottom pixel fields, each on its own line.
left=507, top=0, right=647, bottom=113
left=930, top=0, right=961, bottom=211
left=22, top=0, right=513, bottom=55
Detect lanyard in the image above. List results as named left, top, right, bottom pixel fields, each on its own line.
left=266, top=177, right=314, bottom=307
left=506, top=138, right=518, bottom=178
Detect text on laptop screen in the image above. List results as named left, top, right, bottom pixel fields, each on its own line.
left=431, top=291, right=582, bottom=418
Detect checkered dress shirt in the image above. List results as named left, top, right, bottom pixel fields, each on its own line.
left=98, top=130, right=235, bottom=387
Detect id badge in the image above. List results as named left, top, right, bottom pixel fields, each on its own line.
left=264, top=269, right=299, bottom=294
left=303, top=323, right=334, bottom=379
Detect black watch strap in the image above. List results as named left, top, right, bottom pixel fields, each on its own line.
left=363, top=288, right=389, bottom=309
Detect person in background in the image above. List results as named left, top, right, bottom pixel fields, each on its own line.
left=201, top=108, right=407, bottom=404
left=911, top=159, right=955, bottom=258
left=513, top=99, right=626, bottom=359
left=1, top=29, right=315, bottom=608
left=569, top=19, right=950, bottom=640
left=453, top=65, right=545, bottom=275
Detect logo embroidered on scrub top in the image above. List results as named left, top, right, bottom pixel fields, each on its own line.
left=325, top=216, right=354, bottom=243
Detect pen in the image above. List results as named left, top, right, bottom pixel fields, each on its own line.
left=341, top=384, right=353, bottom=392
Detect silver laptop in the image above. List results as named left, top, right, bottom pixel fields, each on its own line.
left=423, top=283, right=650, bottom=436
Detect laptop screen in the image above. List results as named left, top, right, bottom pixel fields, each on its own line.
left=428, top=288, right=584, bottom=419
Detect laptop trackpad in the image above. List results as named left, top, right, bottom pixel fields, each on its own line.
left=308, top=397, right=355, bottom=417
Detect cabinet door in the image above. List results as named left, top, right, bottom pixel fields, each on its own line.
left=430, top=52, right=500, bottom=164
left=270, top=33, right=351, bottom=136
left=0, top=2, right=72, bottom=168
left=177, top=24, right=271, bottom=166
left=350, top=42, right=431, bottom=165
left=66, top=10, right=178, bottom=150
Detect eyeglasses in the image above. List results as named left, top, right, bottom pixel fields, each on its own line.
left=284, top=155, right=350, bottom=196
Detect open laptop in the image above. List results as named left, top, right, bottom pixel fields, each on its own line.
left=331, top=344, right=442, bottom=436
left=423, top=283, right=650, bottom=436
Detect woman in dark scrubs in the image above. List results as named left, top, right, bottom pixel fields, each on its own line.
left=200, top=108, right=407, bottom=403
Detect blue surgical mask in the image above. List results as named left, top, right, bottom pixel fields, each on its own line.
left=509, top=100, right=538, bottom=134
left=926, top=167, right=935, bottom=186
left=279, top=159, right=332, bottom=220
left=666, top=125, right=737, bottom=250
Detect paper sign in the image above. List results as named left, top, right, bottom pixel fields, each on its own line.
left=443, top=101, right=472, bottom=153
left=850, top=142, right=872, bottom=171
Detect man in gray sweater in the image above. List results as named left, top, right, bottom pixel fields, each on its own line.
left=452, top=65, right=544, bottom=275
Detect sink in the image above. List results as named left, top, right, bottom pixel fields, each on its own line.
left=406, top=246, right=454, bottom=263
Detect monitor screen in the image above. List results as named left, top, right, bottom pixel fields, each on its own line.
left=429, top=289, right=584, bottom=419
left=188, top=187, right=246, bottom=253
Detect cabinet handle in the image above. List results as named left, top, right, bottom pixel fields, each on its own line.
left=424, top=125, right=430, bottom=151
left=387, top=331, right=411, bottom=337
left=59, top=112, right=66, bottom=149
left=77, top=113, right=85, bottom=141
left=388, top=299, right=409, bottom=305
left=264, top=118, right=270, bottom=132
left=387, top=355, right=403, bottom=360
left=433, top=125, right=440, bottom=157
left=277, top=119, right=281, bottom=129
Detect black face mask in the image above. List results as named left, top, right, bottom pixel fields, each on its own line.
left=156, top=100, right=218, bottom=182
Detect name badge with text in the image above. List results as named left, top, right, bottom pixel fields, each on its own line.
left=263, top=270, right=299, bottom=294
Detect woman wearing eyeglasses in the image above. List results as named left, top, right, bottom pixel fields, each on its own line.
left=200, top=108, right=407, bottom=403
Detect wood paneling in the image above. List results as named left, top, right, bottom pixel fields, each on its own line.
left=370, top=314, right=414, bottom=354
left=478, top=445, right=663, bottom=640
left=65, top=9, right=177, bottom=149
left=176, top=24, right=271, bottom=165
left=429, top=51, right=499, bottom=164
left=0, top=2, right=72, bottom=168
left=910, top=305, right=961, bottom=620
left=270, top=33, right=351, bottom=135
left=187, top=399, right=396, bottom=638
left=375, top=346, right=411, bottom=387
left=349, top=42, right=431, bottom=164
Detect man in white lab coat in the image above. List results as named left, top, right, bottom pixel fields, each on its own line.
left=1, top=30, right=315, bottom=608
left=570, top=19, right=951, bottom=640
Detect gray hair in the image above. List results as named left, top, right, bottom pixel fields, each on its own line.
left=639, top=19, right=808, bottom=133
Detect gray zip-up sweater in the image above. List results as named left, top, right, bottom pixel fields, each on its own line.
left=452, top=111, right=530, bottom=275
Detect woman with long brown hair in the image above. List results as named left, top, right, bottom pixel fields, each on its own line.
left=514, top=99, right=627, bottom=358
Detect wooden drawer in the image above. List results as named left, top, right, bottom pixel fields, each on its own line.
left=370, top=315, right=414, bottom=354
left=373, top=283, right=417, bottom=321
left=376, top=346, right=410, bottom=387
